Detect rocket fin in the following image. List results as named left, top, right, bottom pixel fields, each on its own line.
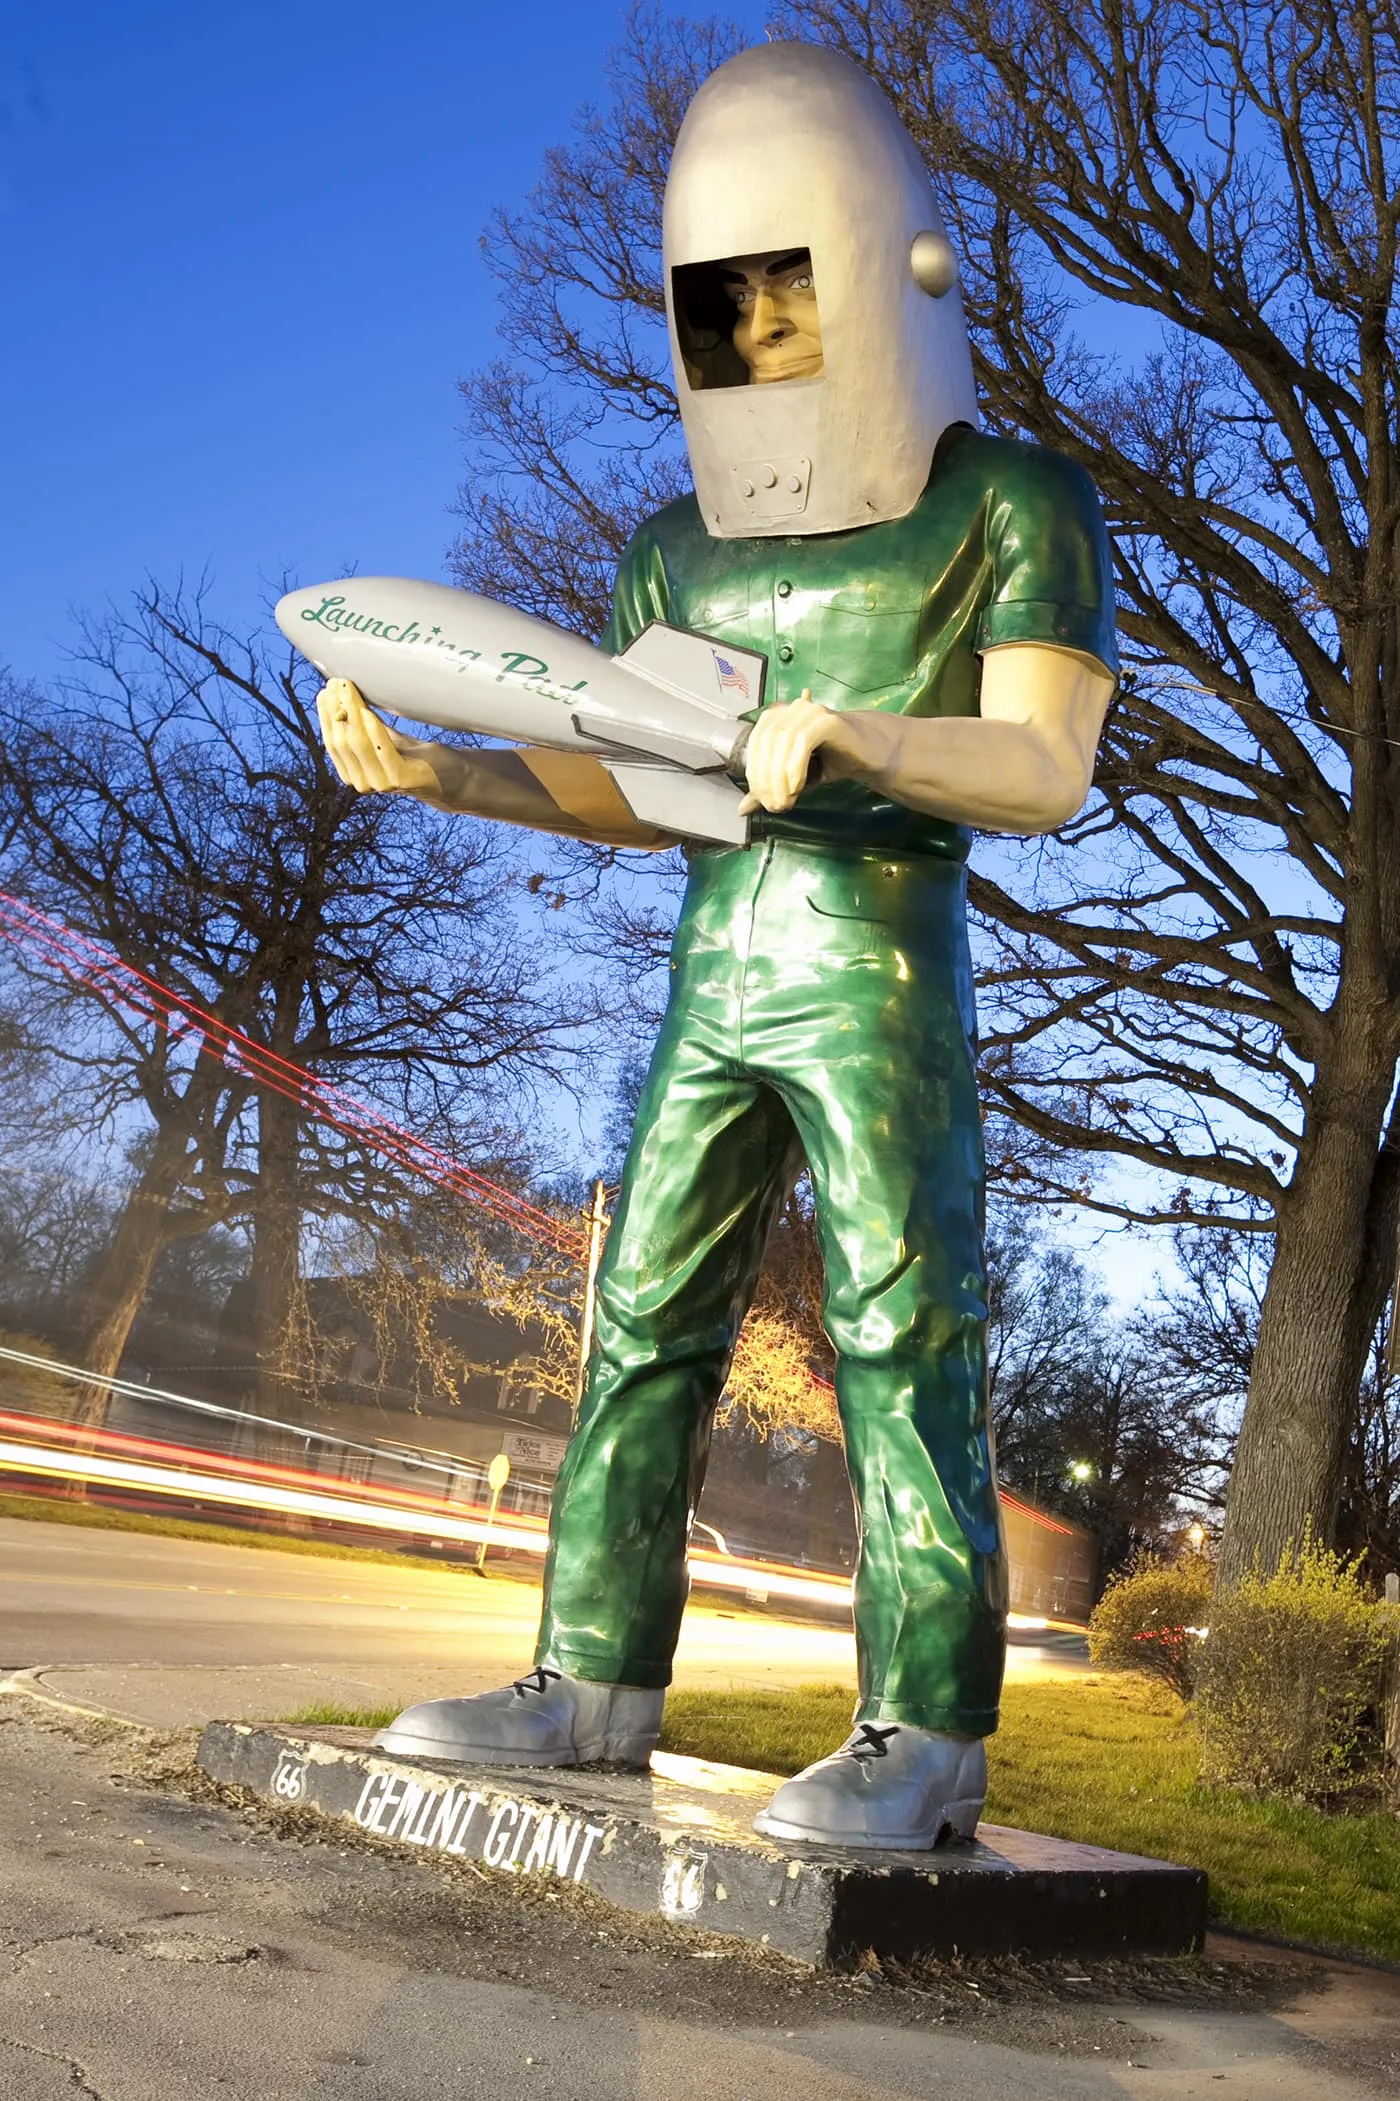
left=616, top=623, right=766, bottom=717
left=602, top=763, right=750, bottom=847
left=571, top=711, right=737, bottom=773
left=572, top=712, right=715, bottom=769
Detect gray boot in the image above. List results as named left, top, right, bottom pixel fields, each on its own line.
left=753, top=1723, right=986, bottom=1850
left=370, top=1666, right=664, bottom=1768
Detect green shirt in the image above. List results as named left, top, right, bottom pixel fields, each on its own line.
left=602, top=423, right=1119, bottom=858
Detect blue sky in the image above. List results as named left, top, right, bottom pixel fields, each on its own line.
left=0, top=1, right=760, bottom=1177
left=0, top=1, right=767, bottom=683
left=1, top=1, right=1169, bottom=1305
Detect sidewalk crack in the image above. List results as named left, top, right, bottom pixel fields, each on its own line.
left=1, top=2032, right=108, bottom=2097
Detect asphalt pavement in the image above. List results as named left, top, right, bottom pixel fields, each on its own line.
left=3, top=1701, right=1397, bottom=2101
left=0, top=1515, right=1087, bottom=1729
left=6, top=1513, right=1396, bottom=2099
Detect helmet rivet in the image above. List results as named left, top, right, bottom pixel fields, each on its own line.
left=761, top=464, right=779, bottom=488
left=910, top=229, right=959, bottom=297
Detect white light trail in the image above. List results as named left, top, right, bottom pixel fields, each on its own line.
left=0, top=1439, right=549, bottom=1555
left=0, top=1435, right=849, bottom=1608
left=0, top=1434, right=1070, bottom=1629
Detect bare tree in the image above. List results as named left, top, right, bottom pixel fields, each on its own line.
left=985, top=1204, right=1224, bottom=1569
left=1141, top=1221, right=1400, bottom=1575
left=985, top=1206, right=1104, bottom=1483
left=0, top=587, right=589, bottom=1421
left=452, top=0, right=1400, bottom=1580
left=292, top=1176, right=586, bottom=1427
left=0, top=1006, right=117, bottom=1355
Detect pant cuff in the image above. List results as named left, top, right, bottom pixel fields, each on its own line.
left=538, top=1643, right=673, bottom=1691
left=858, top=1697, right=999, bottom=1737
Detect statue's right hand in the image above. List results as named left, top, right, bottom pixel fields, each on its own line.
left=316, top=678, right=438, bottom=796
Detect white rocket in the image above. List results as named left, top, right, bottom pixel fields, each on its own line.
left=275, top=578, right=763, bottom=846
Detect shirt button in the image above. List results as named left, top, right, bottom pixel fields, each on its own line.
left=776, top=580, right=792, bottom=598
left=778, top=644, right=794, bottom=663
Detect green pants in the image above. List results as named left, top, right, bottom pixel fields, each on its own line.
left=536, top=838, right=1007, bottom=1734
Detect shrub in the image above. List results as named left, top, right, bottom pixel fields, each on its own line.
left=1087, top=1554, right=1214, bottom=1699
left=1195, top=1530, right=1392, bottom=1803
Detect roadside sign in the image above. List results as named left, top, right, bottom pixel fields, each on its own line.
left=502, top=1430, right=568, bottom=1475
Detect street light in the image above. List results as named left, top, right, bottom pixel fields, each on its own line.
left=1068, top=1459, right=1094, bottom=1483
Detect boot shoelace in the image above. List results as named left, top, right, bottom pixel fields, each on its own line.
left=846, top=1723, right=900, bottom=1761
left=511, top=1666, right=563, bottom=1700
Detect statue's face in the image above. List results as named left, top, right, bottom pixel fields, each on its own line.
left=719, top=248, right=823, bottom=384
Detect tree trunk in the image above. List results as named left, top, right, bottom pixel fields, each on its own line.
left=73, top=1046, right=232, bottom=1434
left=1220, top=1064, right=1394, bottom=1584
left=804, top=1432, right=855, bottom=1571
left=250, top=1078, right=302, bottom=1432
left=75, top=1118, right=194, bottom=1429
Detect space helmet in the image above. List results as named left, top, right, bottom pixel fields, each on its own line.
left=663, top=41, right=979, bottom=538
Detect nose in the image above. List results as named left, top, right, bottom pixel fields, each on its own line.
left=749, top=286, right=790, bottom=343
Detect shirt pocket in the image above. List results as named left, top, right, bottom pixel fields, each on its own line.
left=685, top=590, right=754, bottom=648
left=814, top=581, right=924, bottom=699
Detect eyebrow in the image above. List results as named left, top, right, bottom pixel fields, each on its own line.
left=717, top=249, right=812, bottom=285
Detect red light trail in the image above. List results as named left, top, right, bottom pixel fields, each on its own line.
left=0, top=1407, right=1078, bottom=1626
left=0, top=893, right=1075, bottom=1544
left=0, top=890, right=588, bottom=1261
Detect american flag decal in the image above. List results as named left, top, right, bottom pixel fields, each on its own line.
left=713, top=652, right=750, bottom=701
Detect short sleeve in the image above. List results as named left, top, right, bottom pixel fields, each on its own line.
left=600, top=525, right=672, bottom=657
left=977, top=447, right=1119, bottom=677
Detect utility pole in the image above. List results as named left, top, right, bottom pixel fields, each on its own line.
left=572, top=1178, right=610, bottom=1428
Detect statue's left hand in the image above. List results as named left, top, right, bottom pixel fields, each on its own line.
left=316, top=677, right=444, bottom=798
left=739, top=690, right=842, bottom=813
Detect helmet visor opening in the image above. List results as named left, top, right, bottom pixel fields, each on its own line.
left=672, top=247, right=823, bottom=392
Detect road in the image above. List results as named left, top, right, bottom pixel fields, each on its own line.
left=3, top=1703, right=1396, bottom=2101
left=0, top=1515, right=1088, bottom=1730
left=3, top=1516, right=1397, bottom=2099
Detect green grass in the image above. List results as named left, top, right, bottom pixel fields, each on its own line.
left=659, top=1677, right=1400, bottom=1966
left=284, top=1701, right=402, bottom=1730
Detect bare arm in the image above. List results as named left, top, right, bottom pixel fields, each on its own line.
left=741, top=644, right=1115, bottom=834
left=316, top=679, right=676, bottom=851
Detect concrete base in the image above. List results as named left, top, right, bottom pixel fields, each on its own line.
left=196, top=1720, right=1207, bottom=1966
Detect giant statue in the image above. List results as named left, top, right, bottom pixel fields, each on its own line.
left=310, top=43, right=1117, bottom=1849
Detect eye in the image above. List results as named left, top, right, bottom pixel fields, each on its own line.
left=792, top=273, right=813, bottom=290
left=727, top=285, right=755, bottom=306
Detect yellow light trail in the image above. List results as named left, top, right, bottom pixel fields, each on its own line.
left=0, top=1436, right=1073, bottom=1630
left=0, top=1436, right=850, bottom=1609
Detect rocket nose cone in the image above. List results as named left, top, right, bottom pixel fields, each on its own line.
left=275, top=582, right=343, bottom=648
